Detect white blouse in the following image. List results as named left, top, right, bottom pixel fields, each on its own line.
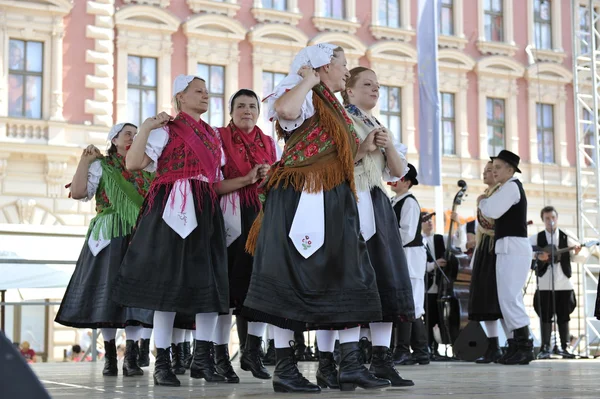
left=266, top=80, right=315, bottom=132
left=81, top=160, right=103, bottom=202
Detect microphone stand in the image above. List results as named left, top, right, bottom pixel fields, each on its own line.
left=531, top=255, right=544, bottom=358
left=550, top=224, right=559, bottom=355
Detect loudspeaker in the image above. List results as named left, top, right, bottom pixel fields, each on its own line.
left=0, top=331, right=51, bottom=399
left=452, top=321, right=488, bottom=362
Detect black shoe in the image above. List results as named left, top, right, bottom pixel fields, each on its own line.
left=170, top=343, right=186, bottom=375
left=154, top=347, right=180, bottom=386
left=369, top=346, right=414, bottom=387
left=102, top=340, right=118, bottom=376
left=214, top=344, right=239, bottom=383
left=190, top=340, right=226, bottom=382
left=537, top=322, right=552, bottom=360
left=358, top=337, right=372, bottom=364
left=502, top=327, right=534, bottom=365
left=241, top=334, right=271, bottom=379
left=272, top=347, right=321, bottom=393
left=123, top=340, right=144, bottom=376
left=316, top=351, right=339, bottom=389
left=537, top=345, right=552, bottom=360
left=137, top=338, right=150, bottom=367
left=394, top=352, right=416, bottom=365
left=262, top=339, right=276, bottom=366
left=475, top=337, right=503, bottom=364
left=182, top=341, right=193, bottom=369
left=557, top=322, right=575, bottom=359
left=496, top=339, right=517, bottom=364
left=338, top=342, right=391, bottom=391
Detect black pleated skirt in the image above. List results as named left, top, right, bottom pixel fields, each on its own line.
left=111, top=181, right=229, bottom=315
left=366, top=187, right=415, bottom=322
left=55, top=236, right=153, bottom=328
left=242, top=182, right=382, bottom=331
left=468, top=235, right=503, bottom=321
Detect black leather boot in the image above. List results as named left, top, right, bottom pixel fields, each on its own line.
left=475, top=337, right=503, bottom=364
left=236, top=316, right=248, bottom=355
left=537, top=322, right=552, bottom=360
left=496, top=338, right=517, bottom=364
left=338, top=342, right=391, bottom=391
left=170, top=343, right=186, bottom=375
left=123, top=340, right=144, bottom=376
left=358, top=337, right=372, bottom=364
left=154, top=347, right=180, bottom=386
left=190, top=340, right=226, bottom=382
left=557, top=322, right=575, bottom=359
left=410, top=319, right=430, bottom=365
left=316, top=351, right=339, bottom=389
left=393, top=322, right=414, bottom=365
left=272, top=347, right=321, bottom=393
left=214, top=344, right=239, bottom=383
left=241, top=334, right=271, bottom=379
left=137, top=338, right=150, bottom=367
left=262, top=339, right=276, bottom=365
left=369, top=346, right=414, bottom=387
left=293, top=331, right=308, bottom=361
left=183, top=341, right=193, bottom=369
left=502, top=327, right=534, bottom=365
left=102, top=340, right=118, bottom=376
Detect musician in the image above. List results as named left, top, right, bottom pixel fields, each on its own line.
left=478, top=150, right=534, bottom=365
left=391, top=164, right=429, bottom=365
left=529, top=206, right=580, bottom=359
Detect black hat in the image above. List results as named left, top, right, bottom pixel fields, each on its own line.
left=491, top=150, right=521, bottom=173
left=404, top=163, right=419, bottom=186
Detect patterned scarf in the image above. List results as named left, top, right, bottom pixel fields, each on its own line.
left=476, top=183, right=501, bottom=252
left=146, top=111, right=222, bottom=212
left=219, top=122, right=277, bottom=210
left=245, top=83, right=360, bottom=254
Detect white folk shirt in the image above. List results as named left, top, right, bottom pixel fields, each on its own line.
left=528, top=230, right=576, bottom=291
left=392, top=192, right=427, bottom=279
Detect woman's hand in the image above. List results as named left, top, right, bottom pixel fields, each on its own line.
left=244, top=165, right=262, bottom=185
left=297, top=65, right=321, bottom=87
left=360, top=129, right=379, bottom=154
left=141, top=112, right=171, bottom=132
left=81, top=145, right=102, bottom=164
left=374, top=127, right=392, bottom=149
left=258, top=164, right=270, bottom=180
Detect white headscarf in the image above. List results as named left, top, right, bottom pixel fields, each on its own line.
left=265, top=43, right=339, bottom=122
left=229, top=89, right=261, bottom=114
left=107, top=123, right=125, bottom=142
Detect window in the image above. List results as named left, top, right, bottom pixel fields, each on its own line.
left=197, top=63, right=225, bottom=126
left=378, top=0, right=400, bottom=28
left=440, top=0, right=454, bottom=35
left=579, top=5, right=591, bottom=55
left=379, top=85, right=401, bottom=143
left=127, top=55, right=157, bottom=127
left=441, top=92, right=455, bottom=155
left=486, top=98, right=505, bottom=156
left=484, top=0, right=503, bottom=41
left=263, top=0, right=286, bottom=10
left=8, top=39, right=43, bottom=119
left=323, top=0, right=344, bottom=19
left=261, top=71, right=286, bottom=137
left=536, top=103, right=554, bottom=163
left=534, top=0, right=552, bottom=49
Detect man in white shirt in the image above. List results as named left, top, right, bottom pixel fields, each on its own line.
left=478, top=150, right=534, bottom=365
left=530, top=206, right=581, bottom=359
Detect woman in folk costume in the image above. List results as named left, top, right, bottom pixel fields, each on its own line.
left=111, top=75, right=242, bottom=387
left=242, top=44, right=390, bottom=393
left=211, top=89, right=276, bottom=383
left=468, top=161, right=507, bottom=363
left=55, top=123, right=153, bottom=378
left=341, top=66, right=415, bottom=386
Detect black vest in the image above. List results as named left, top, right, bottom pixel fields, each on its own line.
left=425, top=234, right=445, bottom=290
left=393, top=194, right=423, bottom=247
left=466, top=220, right=476, bottom=235
left=494, top=180, right=528, bottom=241
left=536, top=230, right=572, bottom=278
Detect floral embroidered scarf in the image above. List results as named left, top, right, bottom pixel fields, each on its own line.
left=218, top=122, right=277, bottom=210
left=476, top=183, right=501, bottom=252
left=245, top=83, right=360, bottom=254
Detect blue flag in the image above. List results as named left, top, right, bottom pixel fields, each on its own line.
left=417, top=0, right=442, bottom=186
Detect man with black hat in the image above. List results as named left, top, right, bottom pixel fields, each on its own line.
left=390, top=164, right=429, bottom=365
left=478, top=150, right=534, bottom=365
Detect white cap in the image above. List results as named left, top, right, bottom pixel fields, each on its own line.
left=107, top=123, right=125, bottom=142
left=228, top=89, right=261, bottom=114
left=173, top=75, right=198, bottom=97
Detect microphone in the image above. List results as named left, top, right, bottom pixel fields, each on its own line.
left=457, top=179, right=467, bottom=188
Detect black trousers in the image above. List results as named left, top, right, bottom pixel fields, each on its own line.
left=534, top=290, right=575, bottom=323
left=425, top=293, right=440, bottom=349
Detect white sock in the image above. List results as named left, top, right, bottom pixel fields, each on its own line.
left=500, top=319, right=513, bottom=339
left=360, top=327, right=371, bottom=340
left=153, top=311, right=176, bottom=349
left=172, top=328, right=186, bottom=344
left=369, top=322, right=392, bottom=347
left=248, top=321, right=266, bottom=338
left=187, top=330, right=194, bottom=342
left=483, top=321, right=499, bottom=338
left=214, top=311, right=233, bottom=345
left=274, top=327, right=295, bottom=348
left=194, top=312, right=218, bottom=342
left=141, top=328, right=153, bottom=340
left=101, top=328, right=117, bottom=342
left=316, top=330, right=336, bottom=352
left=125, top=325, right=142, bottom=342
left=338, top=327, right=360, bottom=344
